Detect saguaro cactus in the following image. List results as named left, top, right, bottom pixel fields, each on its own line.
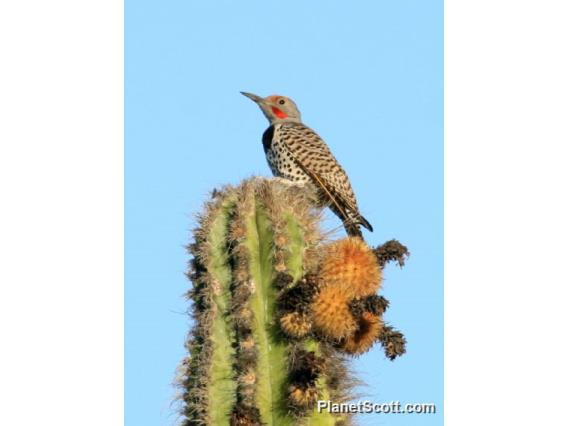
left=178, top=178, right=408, bottom=426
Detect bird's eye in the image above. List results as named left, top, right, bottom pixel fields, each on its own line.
left=278, top=99, right=285, bottom=105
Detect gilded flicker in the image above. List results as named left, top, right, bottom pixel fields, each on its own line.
left=241, top=92, right=373, bottom=237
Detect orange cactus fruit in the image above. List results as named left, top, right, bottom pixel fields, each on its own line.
left=340, top=312, right=384, bottom=355
left=311, top=285, right=357, bottom=339
left=288, top=384, right=319, bottom=408
left=320, top=237, right=382, bottom=299
left=279, top=311, right=312, bottom=338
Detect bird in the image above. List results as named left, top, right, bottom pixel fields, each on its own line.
left=241, top=91, right=373, bottom=237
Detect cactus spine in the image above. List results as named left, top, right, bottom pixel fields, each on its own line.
left=179, top=178, right=408, bottom=426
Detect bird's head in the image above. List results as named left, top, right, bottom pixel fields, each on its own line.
left=241, top=92, right=302, bottom=124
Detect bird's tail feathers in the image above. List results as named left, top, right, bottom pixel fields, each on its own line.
left=358, top=214, right=373, bottom=232
left=342, top=213, right=373, bottom=237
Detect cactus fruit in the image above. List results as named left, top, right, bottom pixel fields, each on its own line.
left=311, top=285, right=358, bottom=340
left=339, top=312, right=384, bottom=355
left=178, top=178, right=409, bottom=425
left=279, top=311, right=312, bottom=338
left=319, top=237, right=382, bottom=299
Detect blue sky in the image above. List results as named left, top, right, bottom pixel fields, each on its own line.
left=125, top=1, right=443, bottom=425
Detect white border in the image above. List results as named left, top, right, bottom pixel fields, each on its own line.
left=446, top=0, right=568, bottom=424
left=0, top=1, right=123, bottom=425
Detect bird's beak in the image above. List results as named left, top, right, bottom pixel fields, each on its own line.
left=240, top=91, right=264, bottom=104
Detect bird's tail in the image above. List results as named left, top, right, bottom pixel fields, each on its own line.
left=358, top=214, right=373, bottom=232
left=343, top=214, right=373, bottom=237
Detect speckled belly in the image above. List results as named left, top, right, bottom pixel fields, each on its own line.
left=265, top=140, right=311, bottom=183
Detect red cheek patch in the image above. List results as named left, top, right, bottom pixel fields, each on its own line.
left=271, top=107, right=288, bottom=119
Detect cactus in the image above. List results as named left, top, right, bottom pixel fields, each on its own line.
left=178, top=177, right=409, bottom=426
